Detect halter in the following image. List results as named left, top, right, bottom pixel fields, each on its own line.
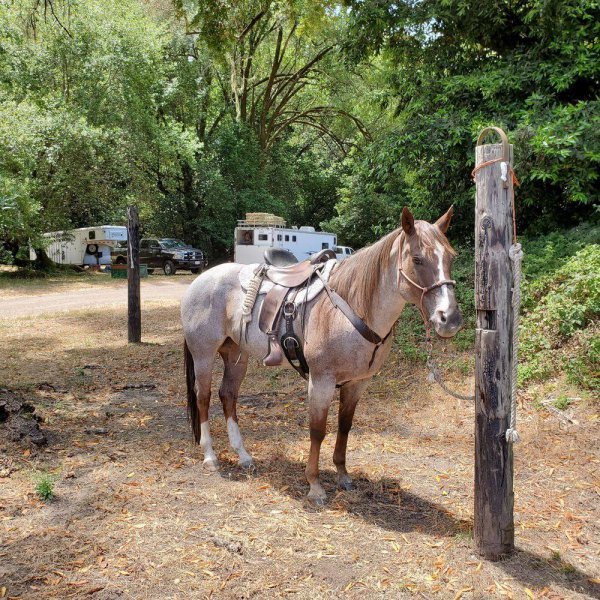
left=396, top=234, right=456, bottom=341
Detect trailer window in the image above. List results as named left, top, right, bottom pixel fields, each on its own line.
left=321, top=242, right=329, bottom=250
left=292, top=235, right=296, bottom=242
left=285, top=235, right=289, bottom=242
left=277, top=234, right=282, bottom=241
left=89, top=231, right=96, bottom=240
left=258, top=234, right=268, bottom=241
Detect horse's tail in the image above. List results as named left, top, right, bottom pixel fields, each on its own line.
left=184, top=339, right=201, bottom=444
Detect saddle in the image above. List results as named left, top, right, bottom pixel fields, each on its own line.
left=258, top=249, right=336, bottom=375
left=239, top=248, right=389, bottom=380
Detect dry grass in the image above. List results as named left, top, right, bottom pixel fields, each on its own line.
left=0, top=289, right=599, bottom=599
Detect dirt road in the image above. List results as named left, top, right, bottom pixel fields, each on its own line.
left=0, top=276, right=194, bottom=318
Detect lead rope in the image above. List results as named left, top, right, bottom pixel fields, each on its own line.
left=426, top=342, right=475, bottom=401
left=506, top=242, right=523, bottom=442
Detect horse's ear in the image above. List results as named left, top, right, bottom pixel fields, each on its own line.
left=401, top=206, right=415, bottom=236
left=435, top=205, right=454, bottom=234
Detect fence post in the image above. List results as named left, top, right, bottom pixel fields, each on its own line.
left=127, top=205, right=141, bottom=343
left=473, top=127, right=515, bottom=560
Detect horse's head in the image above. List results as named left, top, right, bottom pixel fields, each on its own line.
left=400, top=206, right=463, bottom=338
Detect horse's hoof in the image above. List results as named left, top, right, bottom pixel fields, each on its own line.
left=307, top=487, right=327, bottom=506
left=338, top=479, right=355, bottom=491
left=308, top=495, right=326, bottom=507
left=203, top=457, right=219, bottom=472
left=239, top=458, right=254, bottom=470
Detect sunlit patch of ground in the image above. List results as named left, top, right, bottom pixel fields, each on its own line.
left=0, top=284, right=598, bottom=599
left=0, top=268, right=196, bottom=298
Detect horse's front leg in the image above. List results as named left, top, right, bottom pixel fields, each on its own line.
left=305, top=375, right=336, bottom=505
left=334, top=379, right=369, bottom=491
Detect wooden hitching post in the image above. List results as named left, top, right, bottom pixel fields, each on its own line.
left=473, top=127, right=515, bottom=560
left=127, top=205, right=141, bottom=343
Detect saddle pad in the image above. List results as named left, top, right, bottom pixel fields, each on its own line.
left=239, top=259, right=338, bottom=304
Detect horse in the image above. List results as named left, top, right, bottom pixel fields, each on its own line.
left=181, top=206, right=463, bottom=504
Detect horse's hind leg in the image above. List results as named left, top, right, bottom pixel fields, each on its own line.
left=193, top=355, right=220, bottom=472
left=218, top=338, right=253, bottom=468
left=333, top=379, right=369, bottom=491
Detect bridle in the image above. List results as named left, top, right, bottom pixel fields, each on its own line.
left=396, top=234, right=456, bottom=341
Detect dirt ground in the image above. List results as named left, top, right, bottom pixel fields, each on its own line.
left=0, top=280, right=599, bottom=599
left=0, top=271, right=195, bottom=317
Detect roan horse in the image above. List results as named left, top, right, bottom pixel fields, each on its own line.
left=181, top=207, right=463, bottom=504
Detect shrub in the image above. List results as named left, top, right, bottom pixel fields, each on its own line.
left=519, top=244, right=600, bottom=390
left=34, top=472, right=57, bottom=502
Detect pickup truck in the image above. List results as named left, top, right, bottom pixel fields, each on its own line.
left=112, top=238, right=208, bottom=275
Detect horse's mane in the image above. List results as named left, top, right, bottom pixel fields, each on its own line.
left=328, top=222, right=456, bottom=321
left=328, top=228, right=401, bottom=322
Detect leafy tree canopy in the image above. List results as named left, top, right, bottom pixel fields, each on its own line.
left=327, top=0, right=599, bottom=244
left=0, top=0, right=597, bottom=261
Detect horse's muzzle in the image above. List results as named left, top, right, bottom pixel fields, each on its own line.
left=432, top=307, right=463, bottom=338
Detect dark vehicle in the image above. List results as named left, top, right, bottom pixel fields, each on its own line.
left=112, top=238, right=207, bottom=275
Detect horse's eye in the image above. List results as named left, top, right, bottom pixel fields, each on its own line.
left=413, top=256, right=423, bottom=265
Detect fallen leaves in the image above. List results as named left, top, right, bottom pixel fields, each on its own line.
left=2, top=297, right=599, bottom=600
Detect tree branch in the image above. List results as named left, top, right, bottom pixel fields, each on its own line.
left=238, top=10, right=266, bottom=42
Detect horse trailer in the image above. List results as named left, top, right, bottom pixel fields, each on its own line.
left=234, top=213, right=352, bottom=264
left=38, top=226, right=127, bottom=267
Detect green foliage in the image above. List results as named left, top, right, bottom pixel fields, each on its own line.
left=0, top=0, right=174, bottom=259
left=34, top=472, right=57, bottom=502
left=1, top=0, right=362, bottom=262
left=2, top=0, right=597, bottom=265
left=565, top=328, right=599, bottom=392
left=553, top=394, right=571, bottom=411
left=329, top=0, right=599, bottom=244
left=393, top=224, right=599, bottom=399
left=520, top=223, right=599, bottom=311
left=394, top=305, right=428, bottom=362
left=519, top=235, right=600, bottom=390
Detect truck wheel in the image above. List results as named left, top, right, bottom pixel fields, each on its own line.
left=163, top=260, right=176, bottom=276
left=190, top=268, right=201, bottom=274
left=116, top=256, right=126, bottom=265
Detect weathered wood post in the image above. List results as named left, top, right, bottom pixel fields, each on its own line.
left=473, top=127, right=515, bottom=560
left=127, top=205, right=141, bottom=343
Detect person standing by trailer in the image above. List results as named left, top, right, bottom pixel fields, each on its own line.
left=233, top=213, right=353, bottom=264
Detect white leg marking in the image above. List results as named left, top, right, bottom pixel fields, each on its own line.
left=200, top=421, right=218, bottom=469
left=227, top=417, right=253, bottom=466
left=434, top=244, right=450, bottom=314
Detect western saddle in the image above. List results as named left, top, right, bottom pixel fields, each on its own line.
left=239, top=247, right=389, bottom=380
left=256, top=248, right=336, bottom=376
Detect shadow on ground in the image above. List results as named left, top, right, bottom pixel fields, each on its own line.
left=221, top=454, right=600, bottom=599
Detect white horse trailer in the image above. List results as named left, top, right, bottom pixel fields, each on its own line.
left=234, top=214, right=349, bottom=264
left=40, top=226, right=127, bottom=267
